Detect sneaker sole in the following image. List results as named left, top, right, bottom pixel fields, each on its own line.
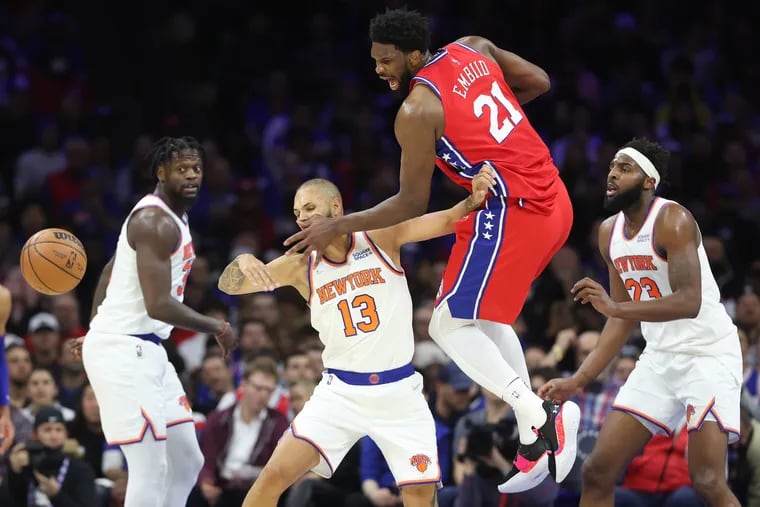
left=553, top=400, right=581, bottom=483
left=497, top=453, right=550, bottom=494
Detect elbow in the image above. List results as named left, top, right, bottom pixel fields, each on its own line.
left=145, top=299, right=168, bottom=321
left=532, top=72, right=551, bottom=95
left=682, top=292, right=701, bottom=319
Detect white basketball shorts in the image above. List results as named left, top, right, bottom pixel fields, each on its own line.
left=82, top=331, right=194, bottom=445
left=291, top=370, right=440, bottom=486
left=613, top=348, right=741, bottom=443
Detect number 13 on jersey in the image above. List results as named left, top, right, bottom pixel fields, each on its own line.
left=337, top=294, right=380, bottom=337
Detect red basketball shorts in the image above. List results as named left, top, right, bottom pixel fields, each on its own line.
left=435, top=178, right=572, bottom=324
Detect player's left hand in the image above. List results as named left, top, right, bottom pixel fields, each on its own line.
left=283, top=215, right=340, bottom=262
left=0, top=406, right=15, bottom=455
left=34, top=470, right=61, bottom=497
left=214, top=321, right=238, bottom=359
left=69, top=336, right=85, bottom=361
left=571, top=277, right=618, bottom=317
left=467, top=162, right=498, bottom=211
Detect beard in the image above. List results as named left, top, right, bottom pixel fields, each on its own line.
left=394, top=70, right=413, bottom=99
left=604, top=185, right=644, bottom=213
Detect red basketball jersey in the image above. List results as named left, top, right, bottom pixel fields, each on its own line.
left=412, top=42, right=559, bottom=209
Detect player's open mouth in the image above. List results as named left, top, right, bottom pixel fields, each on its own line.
left=381, top=76, right=399, bottom=90
left=606, top=183, right=618, bottom=197
left=183, top=184, right=198, bottom=195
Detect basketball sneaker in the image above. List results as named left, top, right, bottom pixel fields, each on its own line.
left=498, top=400, right=581, bottom=493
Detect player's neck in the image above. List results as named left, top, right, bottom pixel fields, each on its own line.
left=623, top=195, right=655, bottom=230
left=153, top=186, right=188, bottom=216
left=323, top=234, right=352, bottom=261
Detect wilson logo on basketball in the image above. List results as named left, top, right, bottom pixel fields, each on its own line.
left=53, top=231, right=84, bottom=248
left=410, top=454, right=432, bottom=473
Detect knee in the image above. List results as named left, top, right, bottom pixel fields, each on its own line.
left=582, top=455, right=618, bottom=492
left=428, top=304, right=468, bottom=343
left=401, top=483, right=437, bottom=506
left=689, top=466, right=725, bottom=499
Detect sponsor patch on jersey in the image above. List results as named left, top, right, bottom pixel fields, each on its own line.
left=410, top=454, right=432, bottom=473
left=352, top=248, right=372, bottom=261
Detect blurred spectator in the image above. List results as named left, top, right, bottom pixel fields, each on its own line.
left=51, top=292, right=87, bottom=340
left=194, top=353, right=236, bottom=416
left=7, top=405, right=96, bottom=507
left=615, top=420, right=704, bottom=507
left=26, top=312, right=62, bottom=378
left=66, top=383, right=105, bottom=480
left=5, top=341, right=32, bottom=408
left=13, top=121, right=65, bottom=202
left=22, top=368, right=75, bottom=424
left=196, top=357, right=289, bottom=507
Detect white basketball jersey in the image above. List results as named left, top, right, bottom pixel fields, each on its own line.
left=608, top=197, right=737, bottom=355
left=90, top=194, right=195, bottom=339
left=308, top=232, right=414, bottom=372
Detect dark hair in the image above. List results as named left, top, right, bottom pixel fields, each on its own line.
left=244, top=356, right=279, bottom=381
left=622, top=137, right=670, bottom=186
left=145, top=136, right=204, bottom=178
left=369, top=8, right=430, bottom=53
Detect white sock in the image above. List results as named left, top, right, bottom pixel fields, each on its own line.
left=504, top=377, right=548, bottom=444
left=429, top=303, right=546, bottom=444
left=120, top=434, right=168, bottom=507
left=162, top=422, right=205, bottom=507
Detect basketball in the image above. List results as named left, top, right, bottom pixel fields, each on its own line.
left=20, top=228, right=88, bottom=295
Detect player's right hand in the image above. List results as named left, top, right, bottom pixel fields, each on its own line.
left=69, top=336, right=85, bottom=360
left=537, top=376, right=582, bottom=404
left=238, top=254, right=278, bottom=292
left=214, top=321, right=238, bottom=359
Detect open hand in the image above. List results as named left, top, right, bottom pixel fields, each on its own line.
left=571, top=277, right=618, bottom=317
left=238, top=254, right=278, bottom=291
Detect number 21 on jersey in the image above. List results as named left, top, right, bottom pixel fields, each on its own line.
left=337, top=294, right=380, bottom=337
left=473, top=81, right=524, bottom=143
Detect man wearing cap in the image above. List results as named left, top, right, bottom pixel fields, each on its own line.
left=7, top=405, right=96, bottom=506
left=26, top=312, right=62, bottom=377
left=540, top=138, right=743, bottom=507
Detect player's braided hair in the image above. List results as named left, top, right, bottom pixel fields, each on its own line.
left=146, top=136, right=204, bottom=178
left=369, top=7, right=430, bottom=53
left=623, top=137, right=670, bottom=185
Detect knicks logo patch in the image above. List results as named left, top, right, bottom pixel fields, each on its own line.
left=686, top=404, right=696, bottom=424
left=178, top=395, right=191, bottom=413
left=410, top=454, right=432, bottom=473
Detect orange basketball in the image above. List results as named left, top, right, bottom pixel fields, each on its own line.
left=20, top=228, right=88, bottom=295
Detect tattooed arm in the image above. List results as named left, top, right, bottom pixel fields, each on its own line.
left=218, top=254, right=309, bottom=299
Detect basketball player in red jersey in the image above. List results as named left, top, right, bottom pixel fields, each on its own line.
left=284, top=8, right=579, bottom=493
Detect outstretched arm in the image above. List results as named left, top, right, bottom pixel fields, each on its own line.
left=219, top=254, right=309, bottom=300
left=457, top=35, right=550, bottom=104
left=385, top=164, right=496, bottom=247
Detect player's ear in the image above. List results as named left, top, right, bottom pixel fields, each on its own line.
left=409, top=50, right=422, bottom=66
left=332, top=196, right=343, bottom=216
left=156, top=165, right=166, bottom=183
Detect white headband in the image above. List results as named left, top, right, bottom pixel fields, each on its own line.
left=616, top=147, right=661, bottom=189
